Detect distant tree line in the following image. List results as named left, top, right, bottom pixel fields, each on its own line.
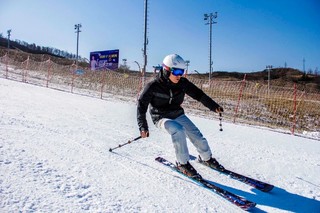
left=0, top=34, right=87, bottom=62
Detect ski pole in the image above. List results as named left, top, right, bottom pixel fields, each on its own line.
left=109, top=136, right=142, bottom=152
left=219, top=113, right=223, bottom=131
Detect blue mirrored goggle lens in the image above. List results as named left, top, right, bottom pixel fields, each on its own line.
left=171, top=68, right=185, bottom=76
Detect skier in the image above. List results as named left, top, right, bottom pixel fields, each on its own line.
left=137, top=54, right=224, bottom=177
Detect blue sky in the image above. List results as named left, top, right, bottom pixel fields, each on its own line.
left=1, top=0, right=319, bottom=73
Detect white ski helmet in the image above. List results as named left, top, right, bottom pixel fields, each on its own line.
left=162, top=54, right=186, bottom=70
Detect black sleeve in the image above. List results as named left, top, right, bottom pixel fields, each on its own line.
left=137, top=81, right=154, bottom=131
left=184, top=79, right=221, bottom=112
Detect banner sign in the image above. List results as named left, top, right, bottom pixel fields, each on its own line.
left=90, top=49, right=119, bottom=70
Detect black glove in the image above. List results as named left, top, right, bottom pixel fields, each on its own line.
left=215, top=106, right=224, bottom=113
left=140, top=130, right=149, bottom=138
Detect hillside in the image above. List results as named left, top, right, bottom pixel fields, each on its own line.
left=211, top=69, right=320, bottom=91
left=0, top=37, right=87, bottom=66
left=1, top=39, right=319, bottom=91
left=0, top=37, right=65, bottom=58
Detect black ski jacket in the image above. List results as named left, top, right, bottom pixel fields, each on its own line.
left=137, top=71, right=221, bottom=132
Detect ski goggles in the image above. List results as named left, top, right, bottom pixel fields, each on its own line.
left=164, top=65, right=185, bottom=76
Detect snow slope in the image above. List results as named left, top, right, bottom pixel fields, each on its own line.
left=0, top=78, right=319, bottom=213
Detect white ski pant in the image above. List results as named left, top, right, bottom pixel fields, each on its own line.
left=156, top=114, right=212, bottom=164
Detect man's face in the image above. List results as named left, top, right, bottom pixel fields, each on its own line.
left=169, top=73, right=181, bottom=83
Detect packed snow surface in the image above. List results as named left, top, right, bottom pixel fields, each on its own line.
left=0, top=78, right=319, bottom=212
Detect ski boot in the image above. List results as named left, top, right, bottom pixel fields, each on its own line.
left=177, top=161, right=202, bottom=179
left=199, top=156, right=225, bottom=171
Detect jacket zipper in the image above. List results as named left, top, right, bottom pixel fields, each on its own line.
left=169, top=89, right=173, bottom=104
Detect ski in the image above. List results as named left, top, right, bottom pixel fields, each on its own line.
left=198, top=156, right=274, bottom=192
left=155, top=157, right=256, bottom=211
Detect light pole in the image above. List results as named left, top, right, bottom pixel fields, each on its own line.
left=7, top=29, right=11, bottom=49
left=134, top=61, right=141, bottom=72
left=303, top=57, right=306, bottom=75
left=204, top=12, right=217, bottom=84
left=185, top=60, right=190, bottom=76
left=74, top=24, right=82, bottom=67
left=194, top=70, right=203, bottom=79
left=194, top=70, right=201, bottom=75
left=266, top=65, right=273, bottom=96
left=142, top=0, right=148, bottom=88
